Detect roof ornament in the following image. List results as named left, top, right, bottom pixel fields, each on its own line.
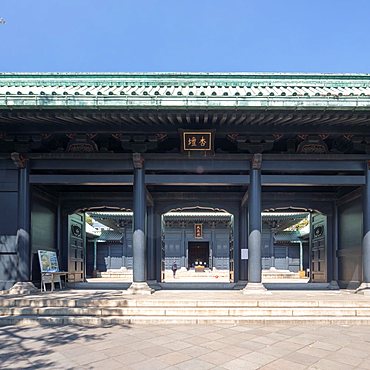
left=10, top=152, right=27, bottom=169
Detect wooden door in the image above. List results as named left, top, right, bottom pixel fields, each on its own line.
left=310, top=213, right=327, bottom=282
left=229, top=217, right=234, bottom=282
left=68, top=213, right=85, bottom=282
left=161, top=215, right=166, bottom=282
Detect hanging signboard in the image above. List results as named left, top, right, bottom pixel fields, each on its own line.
left=194, top=223, right=203, bottom=238
left=181, top=131, right=214, bottom=152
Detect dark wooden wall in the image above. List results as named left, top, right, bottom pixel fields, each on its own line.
left=0, top=161, right=19, bottom=289
left=30, top=188, right=58, bottom=285
left=338, top=196, right=363, bottom=288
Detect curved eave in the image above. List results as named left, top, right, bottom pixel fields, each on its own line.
left=1, top=95, right=370, bottom=110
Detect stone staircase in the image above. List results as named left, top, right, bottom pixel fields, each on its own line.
left=262, top=269, right=302, bottom=279
left=1, top=290, right=370, bottom=326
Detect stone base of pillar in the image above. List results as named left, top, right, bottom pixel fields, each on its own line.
left=355, top=282, right=370, bottom=295
left=9, top=282, right=39, bottom=295
left=242, top=282, right=270, bottom=295
left=146, top=280, right=161, bottom=291
left=328, top=280, right=340, bottom=290
left=126, top=282, right=154, bottom=295
left=233, top=280, right=248, bottom=290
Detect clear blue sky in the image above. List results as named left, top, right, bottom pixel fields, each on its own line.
left=1, top=0, right=370, bottom=73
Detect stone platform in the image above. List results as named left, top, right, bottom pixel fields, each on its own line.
left=1, top=289, right=370, bottom=326
left=91, top=269, right=308, bottom=284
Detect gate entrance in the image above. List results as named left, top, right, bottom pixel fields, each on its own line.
left=160, top=207, right=234, bottom=283
left=261, top=208, right=328, bottom=283
left=65, top=209, right=134, bottom=286
left=188, top=241, right=209, bottom=269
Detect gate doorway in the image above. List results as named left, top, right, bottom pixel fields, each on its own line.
left=66, top=208, right=133, bottom=287
left=188, top=242, right=209, bottom=269
left=261, top=208, right=327, bottom=283
left=160, top=207, right=234, bottom=283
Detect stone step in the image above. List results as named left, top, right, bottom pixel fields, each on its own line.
left=2, top=298, right=370, bottom=308
left=2, top=315, right=370, bottom=326
left=1, top=306, right=370, bottom=317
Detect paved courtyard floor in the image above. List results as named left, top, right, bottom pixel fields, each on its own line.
left=1, top=322, right=370, bottom=369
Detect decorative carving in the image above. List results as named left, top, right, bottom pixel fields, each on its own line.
left=66, top=135, right=98, bottom=153
left=297, top=135, right=328, bottom=154
left=71, top=225, right=81, bottom=237
left=133, top=153, right=144, bottom=169
left=319, top=134, right=329, bottom=141
left=227, top=133, right=239, bottom=142
left=155, top=133, right=168, bottom=142
left=314, top=225, right=324, bottom=238
left=298, top=143, right=328, bottom=154
left=252, top=153, right=262, bottom=170
left=10, top=152, right=27, bottom=168
left=273, top=134, right=283, bottom=141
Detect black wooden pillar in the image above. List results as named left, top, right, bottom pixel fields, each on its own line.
left=248, top=154, right=262, bottom=284
left=363, top=161, right=370, bottom=284
left=147, top=205, right=156, bottom=281
left=17, top=158, right=31, bottom=282
left=132, top=153, right=146, bottom=283
left=239, top=205, right=248, bottom=281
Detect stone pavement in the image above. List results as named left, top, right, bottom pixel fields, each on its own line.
left=1, top=322, right=370, bottom=369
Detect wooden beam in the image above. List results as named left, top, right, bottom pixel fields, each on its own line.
left=30, top=159, right=133, bottom=171
left=30, top=174, right=133, bottom=185
left=262, top=161, right=365, bottom=172
left=145, top=174, right=249, bottom=186
left=262, top=175, right=365, bottom=186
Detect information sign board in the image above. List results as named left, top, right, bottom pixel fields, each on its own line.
left=38, top=250, right=60, bottom=272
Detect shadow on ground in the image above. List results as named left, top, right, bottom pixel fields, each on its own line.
left=0, top=321, right=131, bottom=369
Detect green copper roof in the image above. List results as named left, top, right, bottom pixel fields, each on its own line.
left=97, top=230, right=123, bottom=242
left=1, top=72, right=370, bottom=110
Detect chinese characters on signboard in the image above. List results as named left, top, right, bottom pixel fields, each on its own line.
left=194, top=223, right=203, bottom=238
left=182, top=132, right=213, bottom=151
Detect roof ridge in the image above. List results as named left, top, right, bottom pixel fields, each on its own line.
left=0, top=72, right=370, bottom=80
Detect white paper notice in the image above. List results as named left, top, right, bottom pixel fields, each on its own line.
left=241, top=249, right=248, bottom=260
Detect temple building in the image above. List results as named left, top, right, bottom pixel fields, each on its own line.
left=0, top=72, right=369, bottom=293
